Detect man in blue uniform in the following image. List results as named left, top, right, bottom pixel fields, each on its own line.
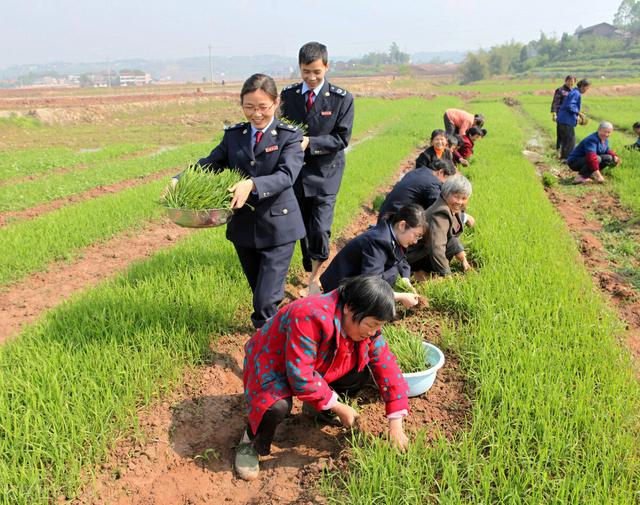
left=280, top=41, right=355, bottom=295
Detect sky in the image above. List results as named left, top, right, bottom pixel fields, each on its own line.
left=1, top=0, right=620, bottom=68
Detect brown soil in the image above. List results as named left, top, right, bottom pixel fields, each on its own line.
left=543, top=184, right=640, bottom=364
left=72, top=329, right=468, bottom=505
left=70, top=145, right=471, bottom=505
left=0, top=219, right=193, bottom=342
left=0, top=168, right=176, bottom=227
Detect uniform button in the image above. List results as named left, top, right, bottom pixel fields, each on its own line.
left=302, top=162, right=306, bottom=166
left=250, top=161, right=255, bottom=166
left=282, top=208, right=288, bottom=215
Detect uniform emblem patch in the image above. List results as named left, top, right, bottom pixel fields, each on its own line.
left=265, top=145, right=279, bottom=153
left=321, top=111, right=332, bottom=116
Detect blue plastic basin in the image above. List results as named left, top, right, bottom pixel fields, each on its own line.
left=403, top=342, right=445, bottom=397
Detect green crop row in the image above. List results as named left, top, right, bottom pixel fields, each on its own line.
left=327, top=100, right=640, bottom=504
left=0, top=143, right=151, bottom=181
left=0, top=142, right=212, bottom=213
left=0, top=96, right=458, bottom=504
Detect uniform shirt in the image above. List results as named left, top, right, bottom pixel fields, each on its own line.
left=250, top=117, right=275, bottom=149
left=280, top=80, right=355, bottom=196
left=320, top=222, right=410, bottom=292
left=192, top=120, right=307, bottom=249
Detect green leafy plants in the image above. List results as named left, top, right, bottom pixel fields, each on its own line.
left=161, top=167, right=246, bottom=211
left=541, top=171, right=557, bottom=187
left=383, top=325, right=428, bottom=374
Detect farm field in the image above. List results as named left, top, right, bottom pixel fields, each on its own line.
left=0, top=77, right=639, bottom=504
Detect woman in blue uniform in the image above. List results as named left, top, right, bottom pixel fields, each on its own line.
left=171, top=74, right=306, bottom=328
left=319, top=204, right=425, bottom=308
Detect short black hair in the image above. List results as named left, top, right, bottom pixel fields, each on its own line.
left=337, top=275, right=396, bottom=323
left=577, top=79, right=591, bottom=89
left=633, top=121, right=640, bottom=130
left=446, top=134, right=459, bottom=147
left=431, top=159, right=456, bottom=176
left=385, top=203, right=427, bottom=229
left=480, top=128, right=488, bottom=137
left=474, top=114, right=485, bottom=128
left=468, top=126, right=483, bottom=137
left=430, top=129, right=447, bottom=141
left=299, top=42, right=328, bottom=65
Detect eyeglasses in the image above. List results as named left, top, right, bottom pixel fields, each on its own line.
left=242, top=103, right=275, bottom=113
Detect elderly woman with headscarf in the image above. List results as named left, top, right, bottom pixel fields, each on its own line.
left=568, top=121, right=620, bottom=184
left=406, top=174, right=474, bottom=276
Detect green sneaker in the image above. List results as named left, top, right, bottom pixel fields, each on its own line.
left=302, top=402, right=342, bottom=426
left=235, top=441, right=259, bottom=480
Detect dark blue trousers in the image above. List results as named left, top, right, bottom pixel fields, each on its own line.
left=298, top=194, right=337, bottom=271
left=234, top=241, right=296, bottom=329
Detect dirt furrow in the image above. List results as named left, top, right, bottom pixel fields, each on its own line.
left=0, top=219, right=193, bottom=343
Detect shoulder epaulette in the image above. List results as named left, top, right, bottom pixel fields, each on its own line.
left=224, top=122, right=248, bottom=131
left=329, top=85, right=348, bottom=96
left=276, top=121, right=299, bottom=131
left=281, top=82, right=302, bottom=93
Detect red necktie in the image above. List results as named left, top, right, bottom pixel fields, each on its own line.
left=254, top=130, right=262, bottom=151
left=306, top=90, right=314, bottom=112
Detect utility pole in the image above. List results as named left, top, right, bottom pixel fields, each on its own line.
left=208, top=45, right=214, bottom=90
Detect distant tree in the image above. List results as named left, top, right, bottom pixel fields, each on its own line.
left=460, top=51, right=488, bottom=84
left=614, top=0, right=640, bottom=33
left=389, top=42, right=410, bottom=64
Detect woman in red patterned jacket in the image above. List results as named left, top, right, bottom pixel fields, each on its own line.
left=235, top=275, right=411, bottom=480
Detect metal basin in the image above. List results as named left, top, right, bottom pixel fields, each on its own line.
left=164, top=207, right=233, bottom=228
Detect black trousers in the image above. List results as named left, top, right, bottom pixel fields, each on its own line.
left=234, top=241, right=296, bottom=329
left=568, top=154, right=616, bottom=178
left=557, top=123, right=575, bottom=160
left=406, top=236, right=464, bottom=272
left=247, top=366, right=371, bottom=456
left=298, top=193, right=337, bottom=271
left=555, top=122, right=561, bottom=150
left=443, top=113, right=455, bottom=135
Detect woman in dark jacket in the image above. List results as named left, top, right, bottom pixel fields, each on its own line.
left=170, top=74, right=306, bottom=329
left=320, top=204, right=426, bottom=307
left=415, top=129, right=456, bottom=172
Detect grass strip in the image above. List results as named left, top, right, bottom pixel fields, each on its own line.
left=0, top=142, right=212, bottom=212
left=326, top=100, right=640, bottom=503
left=0, top=143, right=151, bottom=181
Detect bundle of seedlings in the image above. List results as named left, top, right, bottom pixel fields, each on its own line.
left=161, top=166, right=246, bottom=210
left=384, top=325, right=429, bottom=374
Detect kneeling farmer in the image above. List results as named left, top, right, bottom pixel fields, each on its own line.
left=236, top=275, right=410, bottom=480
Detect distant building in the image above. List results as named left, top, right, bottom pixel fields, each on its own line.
left=118, top=69, right=152, bottom=86
left=576, top=22, right=627, bottom=39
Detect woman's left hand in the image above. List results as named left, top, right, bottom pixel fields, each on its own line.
left=464, top=214, right=475, bottom=227
left=229, top=179, right=256, bottom=209
left=388, top=418, right=409, bottom=451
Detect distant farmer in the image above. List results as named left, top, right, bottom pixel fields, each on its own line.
left=406, top=175, right=474, bottom=276
left=443, top=108, right=484, bottom=136
left=235, top=275, right=411, bottom=480
left=551, top=75, right=577, bottom=151
left=556, top=78, right=591, bottom=162
left=415, top=129, right=456, bottom=172
left=453, top=126, right=485, bottom=167
left=568, top=121, right=620, bottom=184
left=626, top=121, right=640, bottom=151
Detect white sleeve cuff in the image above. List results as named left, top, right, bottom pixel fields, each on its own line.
left=321, top=391, right=339, bottom=410
left=386, top=409, right=408, bottom=419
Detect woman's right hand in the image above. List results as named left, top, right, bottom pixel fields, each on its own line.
left=459, top=158, right=469, bottom=167
left=301, top=136, right=310, bottom=151
left=331, top=402, right=359, bottom=428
